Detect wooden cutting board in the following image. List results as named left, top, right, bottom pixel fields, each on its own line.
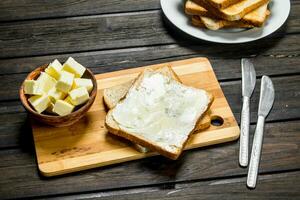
left=31, top=57, right=240, bottom=177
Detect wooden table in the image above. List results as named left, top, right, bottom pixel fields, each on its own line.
left=0, top=1, right=299, bottom=199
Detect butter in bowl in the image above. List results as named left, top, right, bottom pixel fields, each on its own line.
left=20, top=57, right=97, bottom=127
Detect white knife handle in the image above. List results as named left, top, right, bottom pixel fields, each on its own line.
left=247, top=115, right=265, bottom=189
left=239, top=96, right=250, bottom=167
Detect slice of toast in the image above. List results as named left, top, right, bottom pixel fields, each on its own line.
left=103, top=67, right=181, bottom=110
left=187, top=0, right=270, bottom=27
left=185, top=0, right=213, bottom=17
left=105, top=67, right=214, bottom=160
left=193, top=0, right=269, bottom=21
left=241, top=2, right=269, bottom=26
left=204, top=0, right=243, bottom=9
left=198, top=16, right=254, bottom=30
left=104, top=67, right=211, bottom=153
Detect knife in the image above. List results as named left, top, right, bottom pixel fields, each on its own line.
left=247, top=76, right=275, bottom=189
left=240, top=59, right=256, bottom=167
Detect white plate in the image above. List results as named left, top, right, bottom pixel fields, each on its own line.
left=160, top=0, right=290, bottom=43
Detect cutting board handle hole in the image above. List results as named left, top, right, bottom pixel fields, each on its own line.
left=211, top=116, right=224, bottom=126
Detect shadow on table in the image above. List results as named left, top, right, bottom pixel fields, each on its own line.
left=19, top=116, right=36, bottom=154
left=160, top=11, right=288, bottom=58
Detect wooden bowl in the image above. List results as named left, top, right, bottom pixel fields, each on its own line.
left=19, top=64, right=97, bottom=127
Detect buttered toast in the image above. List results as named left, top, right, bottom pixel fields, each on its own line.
left=103, top=66, right=212, bottom=153
left=105, top=67, right=213, bottom=159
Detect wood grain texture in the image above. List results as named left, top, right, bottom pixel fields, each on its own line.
left=0, top=3, right=299, bottom=58
left=1, top=34, right=300, bottom=101
left=0, top=120, right=299, bottom=199
left=45, top=171, right=300, bottom=200
left=0, top=34, right=300, bottom=76
left=31, top=58, right=239, bottom=176
left=0, top=0, right=299, bottom=23
left=0, top=0, right=160, bottom=22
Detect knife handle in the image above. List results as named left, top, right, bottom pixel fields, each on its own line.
left=239, top=96, right=250, bottom=167
left=247, top=115, right=265, bottom=189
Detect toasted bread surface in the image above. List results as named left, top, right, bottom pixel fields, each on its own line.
left=205, top=0, right=243, bottom=9
left=193, top=0, right=269, bottom=21
left=199, top=16, right=253, bottom=30
left=242, top=1, right=269, bottom=26
left=188, top=0, right=269, bottom=27
left=185, top=0, right=212, bottom=16
left=105, top=68, right=214, bottom=159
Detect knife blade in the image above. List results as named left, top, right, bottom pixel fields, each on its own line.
left=247, top=76, right=275, bottom=189
left=239, top=58, right=256, bottom=167
left=257, top=76, right=275, bottom=117
left=242, top=59, right=256, bottom=98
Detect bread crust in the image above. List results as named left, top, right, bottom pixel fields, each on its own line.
left=105, top=69, right=214, bottom=160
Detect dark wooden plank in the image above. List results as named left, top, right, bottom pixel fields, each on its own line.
left=0, top=120, right=299, bottom=199
left=45, top=171, right=300, bottom=200
left=0, top=0, right=160, bottom=22
left=0, top=3, right=299, bottom=58
left=0, top=75, right=299, bottom=149
left=1, top=34, right=300, bottom=75
left=1, top=36, right=300, bottom=100
left=1, top=0, right=299, bottom=23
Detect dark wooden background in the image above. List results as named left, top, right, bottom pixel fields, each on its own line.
left=0, top=0, right=299, bottom=199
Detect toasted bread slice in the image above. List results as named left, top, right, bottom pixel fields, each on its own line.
left=103, top=67, right=181, bottom=110
left=104, top=67, right=211, bottom=153
left=192, top=16, right=252, bottom=30
left=103, top=80, right=135, bottom=109
left=185, top=0, right=213, bottom=17
left=199, top=16, right=253, bottom=30
left=205, top=0, right=243, bottom=9
left=104, top=67, right=183, bottom=154
left=241, top=2, right=269, bottom=26
left=105, top=68, right=214, bottom=160
left=187, top=1, right=269, bottom=26
left=193, top=0, right=269, bottom=21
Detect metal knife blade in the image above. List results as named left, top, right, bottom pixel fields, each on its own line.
left=242, top=59, right=256, bottom=97
left=258, top=76, right=275, bottom=117
left=247, top=75, right=275, bottom=188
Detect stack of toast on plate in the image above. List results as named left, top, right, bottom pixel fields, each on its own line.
left=185, top=0, right=271, bottom=30
left=104, top=66, right=213, bottom=159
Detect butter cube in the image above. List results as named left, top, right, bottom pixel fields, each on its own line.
left=28, top=94, right=50, bottom=113
left=68, top=87, right=89, bottom=106
left=48, top=87, right=66, bottom=103
left=37, top=72, right=57, bottom=93
left=53, top=100, right=74, bottom=116
left=73, top=78, right=93, bottom=93
left=62, top=57, right=86, bottom=78
left=45, top=59, right=63, bottom=80
left=23, top=80, right=43, bottom=95
left=56, top=70, right=74, bottom=93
